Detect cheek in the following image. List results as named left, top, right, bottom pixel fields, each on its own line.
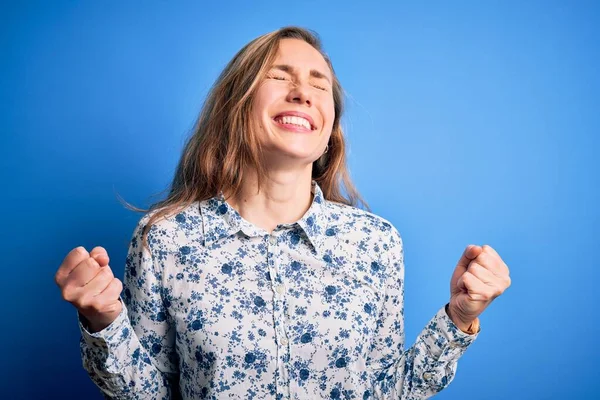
left=323, top=101, right=336, bottom=130
left=255, top=83, right=284, bottom=110
left=252, top=93, right=268, bottom=118
left=321, top=92, right=335, bottom=116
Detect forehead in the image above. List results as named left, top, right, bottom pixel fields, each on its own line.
left=272, top=38, right=332, bottom=80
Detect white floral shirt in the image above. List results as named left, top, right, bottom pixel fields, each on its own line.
left=79, top=180, right=478, bottom=399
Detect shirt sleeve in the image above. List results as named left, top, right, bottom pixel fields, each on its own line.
left=367, top=226, right=479, bottom=399
left=78, top=216, right=180, bottom=399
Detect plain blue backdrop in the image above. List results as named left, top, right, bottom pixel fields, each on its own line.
left=2, top=1, right=599, bottom=399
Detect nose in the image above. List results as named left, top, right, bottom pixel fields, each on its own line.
left=286, top=81, right=312, bottom=107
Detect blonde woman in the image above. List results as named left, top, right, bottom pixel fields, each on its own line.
left=55, top=26, right=511, bottom=399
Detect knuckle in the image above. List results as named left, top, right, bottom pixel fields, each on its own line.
left=464, top=271, right=474, bottom=282
left=85, top=257, right=99, bottom=269
left=468, top=263, right=481, bottom=274
left=78, top=292, right=96, bottom=309
left=61, top=287, right=75, bottom=302
left=77, top=294, right=90, bottom=309
left=88, top=298, right=103, bottom=311
left=477, top=252, right=491, bottom=264
left=90, top=246, right=106, bottom=259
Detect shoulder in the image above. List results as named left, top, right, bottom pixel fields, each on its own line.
left=324, top=200, right=403, bottom=248
left=132, top=201, right=204, bottom=249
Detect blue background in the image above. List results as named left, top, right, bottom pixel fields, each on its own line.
left=2, top=1, right=599, bottom=399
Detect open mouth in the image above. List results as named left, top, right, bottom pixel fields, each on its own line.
left=272, top=112, right=316, bottom=132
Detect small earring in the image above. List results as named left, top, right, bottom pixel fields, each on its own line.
left=324, top=144, right=329, bottom=154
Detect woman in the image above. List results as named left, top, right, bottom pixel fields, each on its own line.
left=55, top=26, right=511, bottom=399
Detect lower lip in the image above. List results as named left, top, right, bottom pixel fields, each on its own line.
left=272, top=118, right=313, bottom=133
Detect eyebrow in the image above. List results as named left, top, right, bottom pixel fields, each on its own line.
left=271, top=64, right=331, bottom=84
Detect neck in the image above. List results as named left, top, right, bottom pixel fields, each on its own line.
left=223, top=167, right=314, bottom=233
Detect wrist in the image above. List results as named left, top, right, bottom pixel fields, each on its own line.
left=79, top=301, right=123, bottom=333
left=445, top=303, right=479, bottom=334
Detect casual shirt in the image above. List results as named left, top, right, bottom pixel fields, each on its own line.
left=79, top=180, right=478, bottom=399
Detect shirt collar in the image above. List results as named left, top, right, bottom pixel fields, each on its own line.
left=199, top=180, right=328, bottom=255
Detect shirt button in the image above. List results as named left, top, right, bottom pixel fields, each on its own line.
left=280, top=337, right=289, bottom=346
left=276, top=285, right=285, bottom=295
left=269, top=236, right=277, bottom=245
left=423, top=372, right=432, bottom=381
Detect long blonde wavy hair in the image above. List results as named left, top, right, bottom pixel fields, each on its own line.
left=121, top=26, right=369, bottom=250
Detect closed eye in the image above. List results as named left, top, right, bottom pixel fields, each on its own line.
left=267, top=74, right=288, bottom=81
left=267, top=72, right=328, bottom=91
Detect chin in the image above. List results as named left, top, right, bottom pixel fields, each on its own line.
left=271, top=145, right=318, bottom=162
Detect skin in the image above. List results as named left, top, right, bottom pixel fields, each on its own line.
left=225, top=38, right=335, bottom=234
left=448, top=244, right=511, bottom=332
left=55, top=246, right=121, bottom=333
left=232, top=38, right=512, bottom=332
left=54, top=38, right=336, bottom=333
left=55, top=38, right=511, bottom=336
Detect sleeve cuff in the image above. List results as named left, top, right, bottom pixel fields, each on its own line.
left=421, top=304, right=479, bottom=363
left=78, top=299, right=130, bottom=348
left=406, top=305, right=481, bottom=391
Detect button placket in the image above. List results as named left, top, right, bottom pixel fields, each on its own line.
left=264, top=233, right=290, bottom=399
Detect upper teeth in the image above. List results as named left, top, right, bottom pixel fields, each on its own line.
left=276, top=115, right=312, bottom=130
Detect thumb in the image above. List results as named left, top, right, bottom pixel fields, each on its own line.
left=90, top=246, right=110, bottom=267
left=456, top=273, right=466, bottom=292
left=457, top=245, right=483, bottom=270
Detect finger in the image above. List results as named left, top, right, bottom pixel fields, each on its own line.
left=467, top=261, right=499, bottom=285
left=55, top=247, right=89, bottom=287
left=481, top=244, right=499, bottom=258
left=456, top=245, right=483, bottom=270
left=90, top=246, right=110, bottom=267
left=461, top=271, right=489, bottom=301
left=68, top=257, right=103, bottom=288
left=451, top=244, right=482, bottom=290
left=83, top=266, right=115, bottom=296
left=98, top=278, right=124, bottom=307
left=463, top=271, right=502, bottom=301
left=79, top=278, right=122, bottom=316
left=475, top=251, right=509, bottom=276
left=481, top=245, right=509, bottom=271
left=98, top=280, right=124, bottom=315
left=456, top=273, right=466, bottom=292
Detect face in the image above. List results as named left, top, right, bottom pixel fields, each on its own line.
left=252, top=38, right=335, bottom=164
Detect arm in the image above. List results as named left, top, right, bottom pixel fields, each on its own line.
left=368, top=227, right=479, bottom=399
left=78, top=216, right=180, bottom=399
